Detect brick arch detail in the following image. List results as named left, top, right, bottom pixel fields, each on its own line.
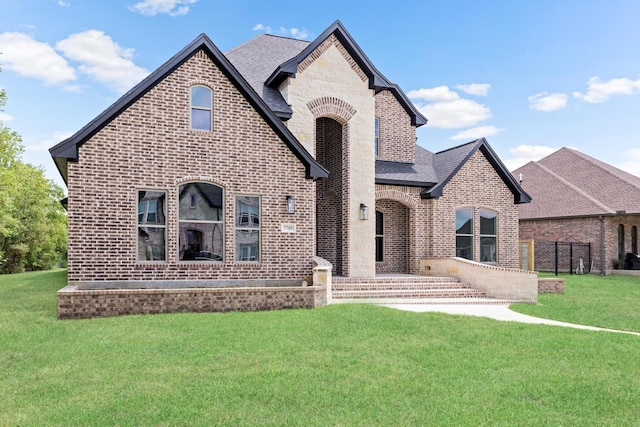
left=375, top=189, right=420, bottom=209
left=307, top=97, right=357, bottom=124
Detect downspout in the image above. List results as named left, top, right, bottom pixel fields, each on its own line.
left=599, top=216, right=605, bottom=276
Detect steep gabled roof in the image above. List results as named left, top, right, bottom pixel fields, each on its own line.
left=49, top=33, right=328, bottom=184
left=422, top=138, right=531, bottom=204
left=260, top=20, right=427, bottom=127
left=513, top=147, right=640, bottom=219
left=226, top=34, right=309, bottom=120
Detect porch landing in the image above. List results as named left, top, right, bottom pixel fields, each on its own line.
left=330, top=274, right=532, bottom=305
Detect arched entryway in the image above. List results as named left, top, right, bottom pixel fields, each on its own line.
left=316, top=117, right=347, bottom=275
left=375, top=199, right=410, bottom=274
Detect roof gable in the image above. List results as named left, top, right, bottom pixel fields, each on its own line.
left=514, top=147, right=640, bottom=218
left=264, top=20, right=427, bottom=127
left=422, top=138, right=531, bottom=204
left=49, top=33, right=328, bottom=184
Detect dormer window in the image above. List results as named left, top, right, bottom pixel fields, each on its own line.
left=191, top=85, right=212, bottom=131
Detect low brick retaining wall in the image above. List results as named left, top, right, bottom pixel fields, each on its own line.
left=58, top=285, right=327, bottom=319
left=538, top=278, right=565, bottom=294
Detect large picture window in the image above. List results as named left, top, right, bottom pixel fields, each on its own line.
left=191, top=85, right=212, bottom=131
left=455, top=208, right=473, bottom=260
left=178, top=182, right=223, bottom=261
left=235, top=196, right=260, bottom=261
left=480, top=208, right=497, bottom=263
left=138, top=190, right=166, bottom=261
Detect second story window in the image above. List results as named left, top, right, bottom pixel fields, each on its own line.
left=191, top=85, right=212, bottom=131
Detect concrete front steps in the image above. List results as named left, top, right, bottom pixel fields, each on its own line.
left=331, top=275, right=524, bottom=305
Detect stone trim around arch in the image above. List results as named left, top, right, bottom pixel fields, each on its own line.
left=375, top=188, right=420, bottom=209
left=307, top=97, right=357, bottom=124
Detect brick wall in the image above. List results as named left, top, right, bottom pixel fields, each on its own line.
left=66, top=49, right=316, bottom=284
left=374, top=90, right=416, bottom=163
left=58, top=284, right=327, bottom=319
left=428, top=151, right=521, bottom=268
left=375, top=199, right=409, bottom=273
left=520, top=214, right=640, bottom=271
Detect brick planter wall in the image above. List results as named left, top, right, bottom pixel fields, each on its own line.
left=58, top=285, right=327, bottom=319
left=537, top=278, right=565, bottom=294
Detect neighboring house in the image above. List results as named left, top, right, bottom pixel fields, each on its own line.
left=50, top=21, right=531, bottom=316
left=513, top=147, right=640, bottom=273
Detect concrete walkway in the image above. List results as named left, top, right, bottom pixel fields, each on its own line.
left=379, top=303, right=640, bottom=336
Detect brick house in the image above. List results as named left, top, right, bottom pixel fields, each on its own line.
left=50, top=21, right=532, bottom=317
left=513, top=147, right=640, bottom=274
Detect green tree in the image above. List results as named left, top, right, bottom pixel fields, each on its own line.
left=0, top=77, right=67, bottom=273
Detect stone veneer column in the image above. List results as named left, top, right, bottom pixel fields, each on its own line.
left=283, top=41, right=376, bottom=277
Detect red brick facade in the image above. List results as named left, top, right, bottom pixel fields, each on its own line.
left=375, top=90, right=416, bottom=163
left=520, top=215, right=640, bottom=272
left=66, top=50, right=316, bottom=284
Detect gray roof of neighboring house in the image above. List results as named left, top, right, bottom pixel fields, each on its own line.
left=49, top=33, right=328, bottom=184
left=513, top=147, right=640, bottom=219
left=376, top=138, right=531, bottom=204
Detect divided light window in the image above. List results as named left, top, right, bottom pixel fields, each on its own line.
left=375, top=210, right=384, bottom=262
left=178, top=182, right=223, bottom=261
left=191, top=85, right=212, bottom=131
left=235, top=196, right=260, bottom=261
left=480, top=209, right=497, bottom=263
left=455, top=208, right=473, bottom=260
left=137, top=190, right=166, bottom=261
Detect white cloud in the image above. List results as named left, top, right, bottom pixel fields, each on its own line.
left=57, top=1, right=71, bottom=6
left=407, top=86, right=460, bottom=102
left=252, top=24, right=310, bottom=39
left=409, top=85, right=492, bottom=129
left=455, top=83, right=490, bottom=96
left=450, top=125, right=504, bottom=141
left=25, top=130, right=73, bottom=152
left=253, top=24, right=271, bottom=32
left=573, top=75, right=640, bottom=103
left=0, top=112, right=13, bottom=122
left=528, top=91, right=568, bottom=112
left=0, top=32, right=76, bottom=86
left=131, top=0, right=197, bottom=16
left=503, top=144, right=558, bottom=171
left=290, top=28, right=309, bottom=39
left=56, top=30, right=149, bottom=93
left=616, top=148, right=640, bottom=178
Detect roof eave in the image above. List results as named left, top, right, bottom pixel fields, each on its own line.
left=375, top=178, right=436, bottom=188
left=49, top=33, right=326, bottom=183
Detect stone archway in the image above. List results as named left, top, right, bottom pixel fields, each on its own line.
left=375, top=189, right=421, bottom=274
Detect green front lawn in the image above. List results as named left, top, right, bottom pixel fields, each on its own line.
left=1, top=270, right=639, bottom=426
left=512, top=273, right=640, bottom=332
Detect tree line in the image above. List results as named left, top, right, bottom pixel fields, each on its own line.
left=0, top=80, right=67, bottom=273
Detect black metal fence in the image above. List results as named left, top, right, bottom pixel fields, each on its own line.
left=535, top=241, right=592, bottom=274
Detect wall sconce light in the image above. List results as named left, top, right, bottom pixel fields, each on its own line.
left=359, top=203, right=369, bottom=220
left=286, top=195, right=295, bottom=214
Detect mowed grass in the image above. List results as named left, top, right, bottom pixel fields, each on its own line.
left=512, top=273, right=640, bottom=332
left=1, top=270, right=639, bottom=426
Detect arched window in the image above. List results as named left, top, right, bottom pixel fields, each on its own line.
left=455, top=208, right=473, bottom=260
left=191, top=85, right=212, bottom=131
left=178, top=182, right=223, bottom=261
left=375, top=210, right=384, bottom=262
left=632, top=226, right=638, bottom=255
left=480, top=209, right=498, bottom=263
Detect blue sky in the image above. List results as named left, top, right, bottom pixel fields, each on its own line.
left=1, top=0, right=640, bottom=190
